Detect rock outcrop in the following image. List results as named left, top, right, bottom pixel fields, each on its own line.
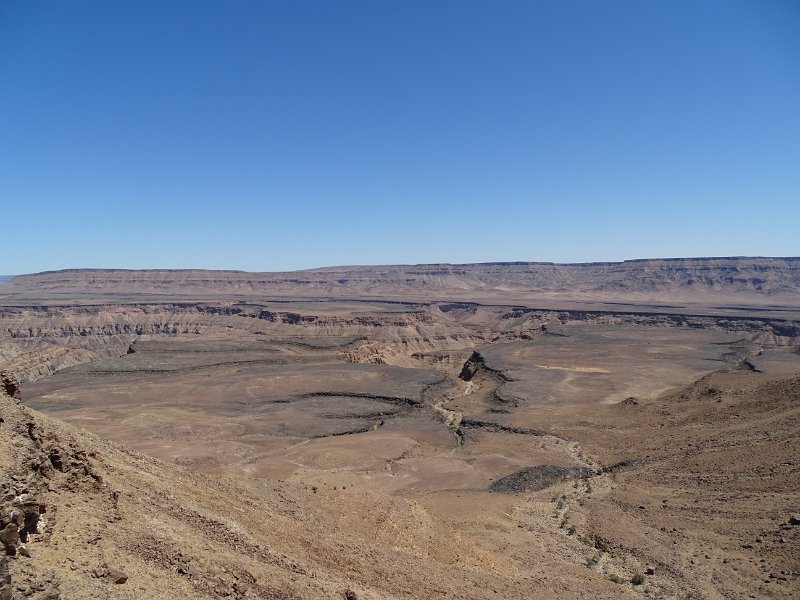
left=0, top=372, right=20, bottom=400
left=0, top=374, right=111, bottom=600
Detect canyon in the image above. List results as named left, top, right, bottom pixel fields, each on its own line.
left=1, top=258, right=798, bottom=599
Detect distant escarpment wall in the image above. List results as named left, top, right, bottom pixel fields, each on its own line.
left=2, top=257, right=799, bottom=302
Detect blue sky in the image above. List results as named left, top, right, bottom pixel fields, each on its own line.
left=1, top=1, right=798, bottom=273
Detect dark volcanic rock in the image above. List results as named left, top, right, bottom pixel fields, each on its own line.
left=489, top=465, right=593, bottom=493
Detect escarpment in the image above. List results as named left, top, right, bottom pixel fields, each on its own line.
left=3, top=257, right=799, bottom=304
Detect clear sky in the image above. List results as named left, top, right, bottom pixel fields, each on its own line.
left=1, top=1, right=798, bottom=274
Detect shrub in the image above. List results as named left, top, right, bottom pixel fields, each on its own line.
left=631, top=573, right=646, bottom=585
left=593, top=535, right=612, bottom=553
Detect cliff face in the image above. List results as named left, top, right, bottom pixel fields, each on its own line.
left=2, top=257, right=799, bottom=304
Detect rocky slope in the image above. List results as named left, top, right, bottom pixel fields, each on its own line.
left=555, top=370, right=800, bottom=598
left=2, top=257, right=799, bottom=304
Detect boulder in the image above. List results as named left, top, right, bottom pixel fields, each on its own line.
left=105, top=569, right=128, bottom=584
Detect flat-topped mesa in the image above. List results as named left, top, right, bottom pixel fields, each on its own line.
left=2, top=257, right=799, bottom=305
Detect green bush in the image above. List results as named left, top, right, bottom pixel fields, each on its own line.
left=631, top=573, right=646, bottom=585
